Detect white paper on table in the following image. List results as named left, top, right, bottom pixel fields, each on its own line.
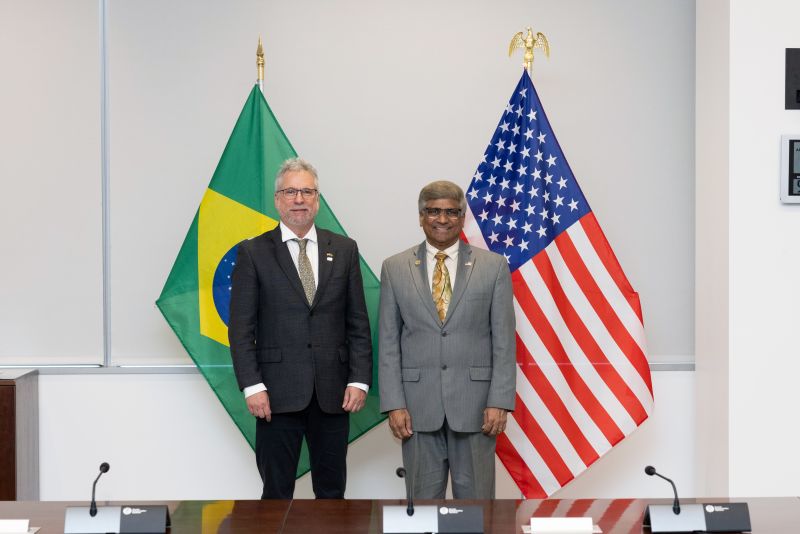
left=0, top=520, right=30, bottom=534
left=523, top=516, right=602, bottom=534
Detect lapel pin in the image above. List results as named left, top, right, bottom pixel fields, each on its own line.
left=326, top=252, right=334, bottom=262
left=465, top=261, right=473, bottom=267
left=414, top=259, right=421, bottom=266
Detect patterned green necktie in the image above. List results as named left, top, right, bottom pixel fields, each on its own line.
left=295, top=238, right=316, bottom=305
left=432, top=252, right=452, bottom=322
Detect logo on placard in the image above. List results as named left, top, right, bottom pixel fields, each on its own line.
left=439, top=507, right=464, bottom=515
left=705, top=504, right=730, bottom=513
left=122, top=507, right=147, bottom=515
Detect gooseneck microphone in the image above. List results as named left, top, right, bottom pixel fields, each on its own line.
left=395, top=467, right=414, bottom=517
left=89, top=462, right=110, bottom=517
left=645, top=465, right=680, bottom=515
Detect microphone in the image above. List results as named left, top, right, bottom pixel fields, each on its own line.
left=395, top=467, right=414, bottom=516
left=644, top=465, right=680, bottom=515
left=89, top=462, right=110, bottom=517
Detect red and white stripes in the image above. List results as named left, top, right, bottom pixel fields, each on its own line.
left=463, top=210, right=653, bottom=498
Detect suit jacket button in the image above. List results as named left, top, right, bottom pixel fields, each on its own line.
left=307, top=343, right=312, bottom=348
left=441, top=364, right=447, bottom=370
left=441, top=331, right=447, bottom=337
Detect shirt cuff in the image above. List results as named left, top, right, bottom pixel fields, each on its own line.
left=347, top=382, right=369, bottom=393
left=243, top=383, right=267, bottom=398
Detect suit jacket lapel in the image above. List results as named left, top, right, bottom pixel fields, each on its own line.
left=410, top=241, right=441, bottom=325
left=313, top=228, right=333, bottom=309
left=269, top=229, right=309, bottom=307
left=443, top=241, right=474, bottom=326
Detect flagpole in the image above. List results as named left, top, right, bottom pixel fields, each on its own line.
left=100, top=0, right=112, bottom=367
left=256, top=36, right=265, bottom=94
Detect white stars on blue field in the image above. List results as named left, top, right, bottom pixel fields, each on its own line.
left=466, top=72, right=590, bottom=270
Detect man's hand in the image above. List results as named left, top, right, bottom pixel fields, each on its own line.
left=482, top=407, right=508, bottom=436
left=388, top=408, right=413, bottom=440
left=246, top=391, right=271, bottom=421
left=342, top=386, right=367, bottom=413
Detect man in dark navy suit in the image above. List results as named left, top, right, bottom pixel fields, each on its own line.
left=229, top=158, right=372, bottom=499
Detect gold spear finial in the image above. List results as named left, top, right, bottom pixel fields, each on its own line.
left=509, top=26, right=550, bottom=76
left=256, top=36, right=265, bottom=82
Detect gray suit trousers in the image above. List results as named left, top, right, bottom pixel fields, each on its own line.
left=401, top=421, right=496, bottom=499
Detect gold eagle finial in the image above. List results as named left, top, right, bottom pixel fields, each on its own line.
left=509, top=27, right=550, bottom=75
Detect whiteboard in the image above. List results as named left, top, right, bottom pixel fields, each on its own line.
left=0, top=0, right=695, bottom=366
left=0, top=0, right=102, bottom=365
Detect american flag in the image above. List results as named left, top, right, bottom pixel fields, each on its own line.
left=462, top=70, right=654, bottom=497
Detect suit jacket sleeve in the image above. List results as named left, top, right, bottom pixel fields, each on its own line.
left=345, top=241, right=373, bottom=385
left=487, top=256, right=517, bottom=410
left=378, top=259, right=406, bottom=412
left=228, top=241, right=261, bottom=390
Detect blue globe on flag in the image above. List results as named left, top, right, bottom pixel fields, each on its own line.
left=212, top=245, right=239, bottom=327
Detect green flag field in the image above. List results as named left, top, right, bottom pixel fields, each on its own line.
left=156, top=86, right=384, bottom=477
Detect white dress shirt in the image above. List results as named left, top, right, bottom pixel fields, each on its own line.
left=243, top=223, right=368, bottom=399
left=425, top=240, right=460, bottom=290
left=280, top=222, right=319, bottom=287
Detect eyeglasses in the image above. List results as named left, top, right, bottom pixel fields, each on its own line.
left=422, top=207, right=463, bottom=219
left=276, top=188, right=318, bottom=199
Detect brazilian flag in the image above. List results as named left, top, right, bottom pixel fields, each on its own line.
left=156, top=86, right=384, bottom=477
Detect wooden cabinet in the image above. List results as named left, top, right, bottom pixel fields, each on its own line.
left=0, top=369, right=39, bottom=500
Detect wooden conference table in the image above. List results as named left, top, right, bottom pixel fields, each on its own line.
left=1, top=497, right=799, bottom=533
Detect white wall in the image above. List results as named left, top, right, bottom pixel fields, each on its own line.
left=695, top=0, right=730, bottom=496
left=693, top=0, right=800, bottom=498
left=0, top=0, right=707, bottom=501
left=39, top=371, right=693, bottom=500
left=0, top=0, right=103, bottom=364
left=726, top=0, right=800, bottom=497
left=0, top=0, right=696, bottom=366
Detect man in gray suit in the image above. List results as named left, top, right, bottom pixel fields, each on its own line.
left=379, top=180, right=516, bottom=499
left=229, top=158, right=372, bottom=499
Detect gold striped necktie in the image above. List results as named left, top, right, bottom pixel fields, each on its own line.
left=432, top=252, right=452, bottom=322
left=295, top=238, right=316, bottom=305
